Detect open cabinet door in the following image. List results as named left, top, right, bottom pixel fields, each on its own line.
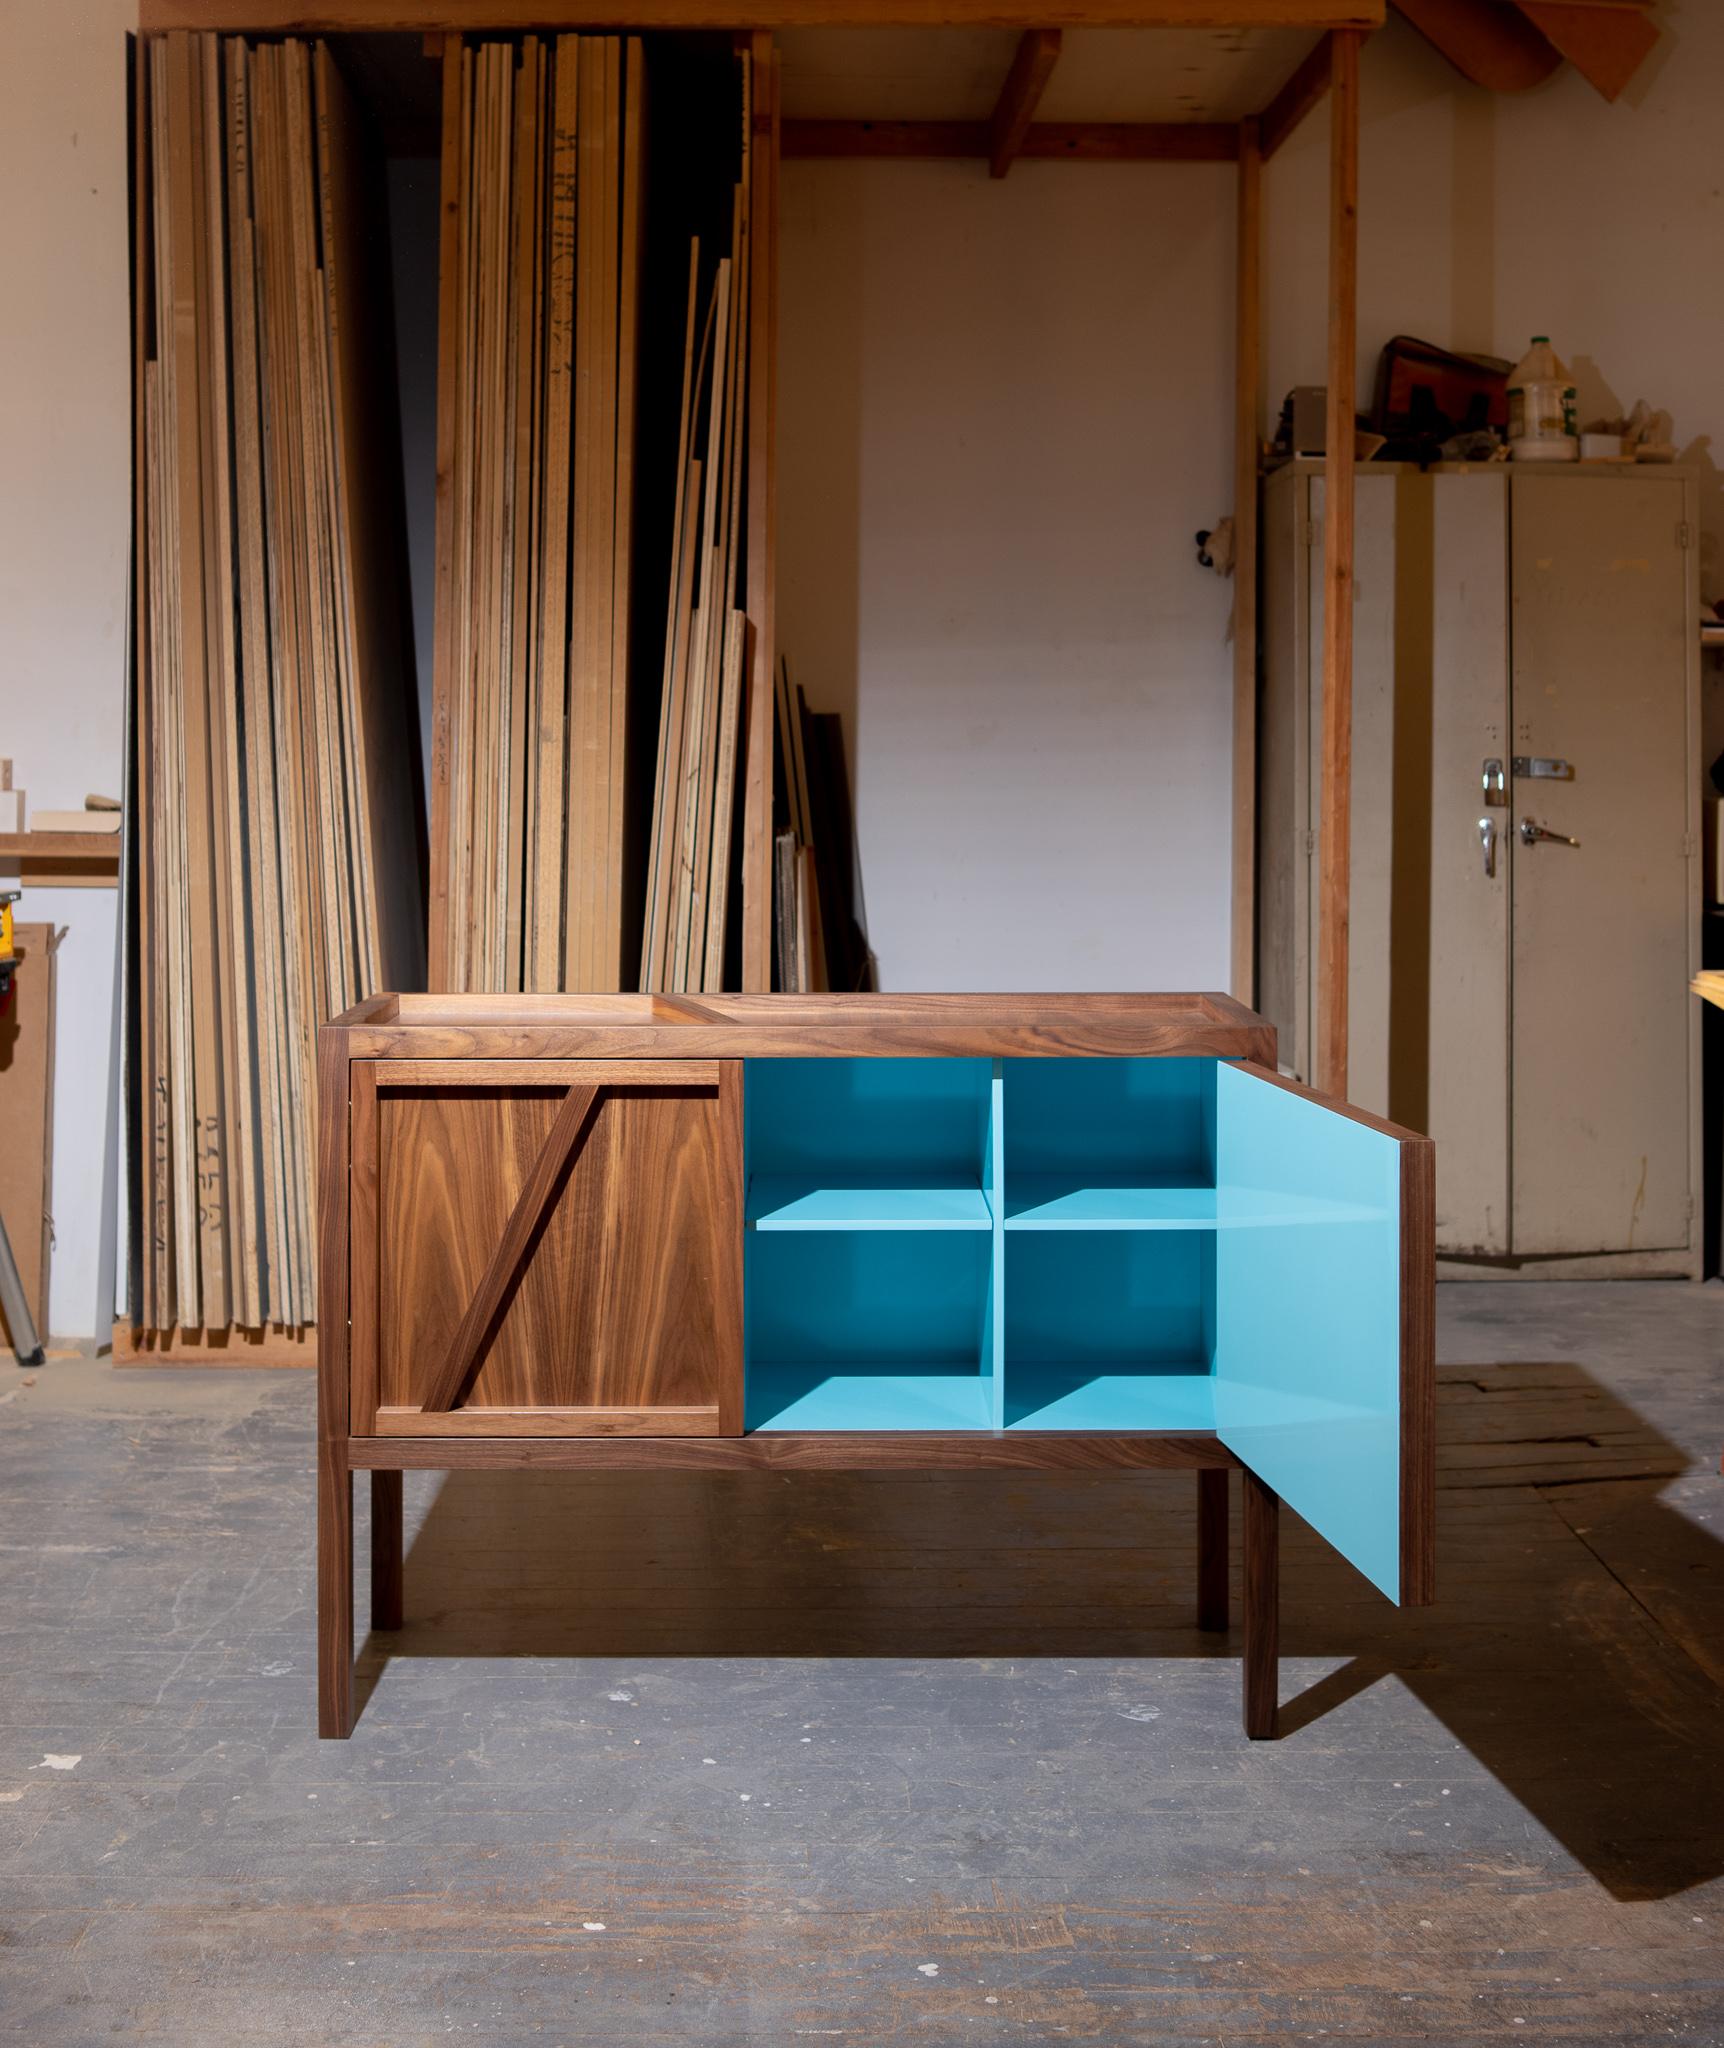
left=1213, top=1062, right=1434, bottom=1606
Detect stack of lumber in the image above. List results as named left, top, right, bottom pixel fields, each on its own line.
left=433, top=36, right=761, bottom=998
left=434, top=33, right=650, bottom=993
left=134, top=33, right=421, bottom=1335
left=772, top=659, right=873, bottom=995
left=639, top=66, right=755, bottom=996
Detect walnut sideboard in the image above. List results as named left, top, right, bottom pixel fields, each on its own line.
left=317, top=993, right=1435, bottom=1740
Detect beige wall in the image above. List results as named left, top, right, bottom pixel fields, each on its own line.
left=1, top=0, right=134, bottom=1337
left=779, top=3, right=1724, bottom=1000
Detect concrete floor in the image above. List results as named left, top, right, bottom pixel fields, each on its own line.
left=2, top=1283, right=1723, bottom=2045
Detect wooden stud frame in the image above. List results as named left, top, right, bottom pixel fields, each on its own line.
left=143, top=3, right=1386, bottom=29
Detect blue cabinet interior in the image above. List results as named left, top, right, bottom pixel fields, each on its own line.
left=743, top=1055, right=1404, bottom=1599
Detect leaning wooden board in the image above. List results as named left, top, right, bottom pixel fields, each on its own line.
left=317, top=992, right=1435, bottom=1745
left=0, top=925, right=58, bottom=1343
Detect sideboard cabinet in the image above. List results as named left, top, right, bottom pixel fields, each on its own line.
left=318, top=994, right=1434, bottom=1740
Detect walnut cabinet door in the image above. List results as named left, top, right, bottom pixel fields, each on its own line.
left=349, top=1060, right=742, bottom=1438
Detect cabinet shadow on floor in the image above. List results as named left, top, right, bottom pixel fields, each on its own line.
left=357, top=1360, right=1724, bottom=1903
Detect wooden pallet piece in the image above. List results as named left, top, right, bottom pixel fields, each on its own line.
left=606, top=35, right=645, bottom=993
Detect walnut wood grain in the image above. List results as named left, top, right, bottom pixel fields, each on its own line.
left=374, top=1405, right=720, bottom=1437
left=350, top=1433, right=1242, bottom=1472
left=327, top=991, right=1278, bottom=1067
left=315, top=1030, right=353, bottom=1739
left=370, top=1058, right=721, bottom=1087
left=370, top=1469, right=403, bottom=1631
left=1197, top=1466, right=1230, bottom=1632
left=376, top=1069, right=742, bottom=1432
left=1242, top=1467, right=1279, bottom=1738
left=419, top=1083, right=604, bottom=1413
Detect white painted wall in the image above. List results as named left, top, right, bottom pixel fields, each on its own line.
left=0, top=0, right=133, bottom=1340
left=778, top=158, right=1239, bottom=992
left=779, top=2, right=1724, bottom=995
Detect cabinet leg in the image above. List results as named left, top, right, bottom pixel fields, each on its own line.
left=371, top=1470, right=404, bottom=1633
left=1242, top=1469, right=1280, bottom=1740
left=318, top=1447, right=354, bottom=1739
left=1197, top=1467, right=1229, bottom=1633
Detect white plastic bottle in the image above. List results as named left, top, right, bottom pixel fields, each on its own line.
left=1507, top=337, right=1577, bottom=459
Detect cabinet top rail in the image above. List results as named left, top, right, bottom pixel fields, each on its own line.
left=324, top=991, right=1277, bottom=1063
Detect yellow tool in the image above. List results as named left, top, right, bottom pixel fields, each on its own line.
left=0, top=889, right=17, bottom=1007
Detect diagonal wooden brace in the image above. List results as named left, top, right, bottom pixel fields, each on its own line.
left=419, top=1084, right=604, bottom=1414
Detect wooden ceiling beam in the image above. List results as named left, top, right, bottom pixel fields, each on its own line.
left=138, top=1, right=1385, bottom=31
left=990, top=29, right=1063, bottom=179
left=1392, top=0, right=1561, bottom=91
left=1256, top=30, right=1332, bottom=157
left=1514, top=1, right=1658, bottom=101
left=783, top=118, right=1240, bottom=160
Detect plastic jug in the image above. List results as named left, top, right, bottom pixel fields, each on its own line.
left=1507, top=337, right=1577, bottom=456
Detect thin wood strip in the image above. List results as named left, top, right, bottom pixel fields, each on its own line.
left=639, top=240, right=702, bottom=988
left=1229, top=115, right=1261, bottom=1004
left=739, top=34, right=777, bottom=992
left=1315, top=26, right=1358, bottom=1100
left=530, top=36, right=579, bottom=990
left=427, top=36, right=463, bottom=992
left=375, top=1406, right=720, bottom=1437
left=419, top=1079, right=604, bottom=1412
left=370, top=1057, right=719, bottom=1086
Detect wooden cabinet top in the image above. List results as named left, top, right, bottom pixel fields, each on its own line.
left=327, top=991, right=1277, bottom=1064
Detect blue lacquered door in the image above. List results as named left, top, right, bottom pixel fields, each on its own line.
left=1213, top=1062, right=1434, bottom=1606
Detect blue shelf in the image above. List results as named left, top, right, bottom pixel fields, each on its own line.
left=747, top=1176, right=993, bottom=1231
left=747, top=1366, right=993, bottom=1433
left=1005, top=1369, right=1217, bottom=1433
left=1003, top=1177, right=1389, bottom=1230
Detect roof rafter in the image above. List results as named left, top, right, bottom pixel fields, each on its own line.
left=989, top=29, right=1063, bottom=178
left=138, top=1, right=1385, bottom=32
left=783, top=117, right=1239, bottom=160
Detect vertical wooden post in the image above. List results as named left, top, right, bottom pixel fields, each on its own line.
left=316, top=1029, right=354, bottom=1738
left=740, top=32, right=779, bottom=992
left=1230, top=116, right=1262, bottom=1006
left=370, top=1470, right=404, bottom=1632
left=1242, top=1467, right=1280, bottom=1739
left=1197, top=1466, right=1230, bottom=1633
left=1316, top=28, right=1360, bottom=1100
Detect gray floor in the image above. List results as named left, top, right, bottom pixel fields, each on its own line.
left=2, top=1283, right=1723, bottom=2045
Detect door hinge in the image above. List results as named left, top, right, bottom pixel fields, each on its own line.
left=1297, top=515, right=1316, bottom=549
left=1684, top=831, right=1698, bottom=860
left=1687, top=1192, right=1698, bottom=1221
left=1678, top=520, right=1695, bottom=550
left=1303, top=828, right=1316, bottom=858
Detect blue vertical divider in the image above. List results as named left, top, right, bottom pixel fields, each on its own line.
left=986, top=1061, right=1005, bottom=1427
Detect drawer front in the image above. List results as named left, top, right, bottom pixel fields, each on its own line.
left=350, top=1059, right=742, bottom=1437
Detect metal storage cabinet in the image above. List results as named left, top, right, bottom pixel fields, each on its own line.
left=1258, top=461, right=1700, bottom=1275
left=317, top=993, right=1435, bottom=1743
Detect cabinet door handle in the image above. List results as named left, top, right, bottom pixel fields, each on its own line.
left=1518, top=816, right=1580, bottom=848
left=1479, top=815, right=1497, bottom=878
